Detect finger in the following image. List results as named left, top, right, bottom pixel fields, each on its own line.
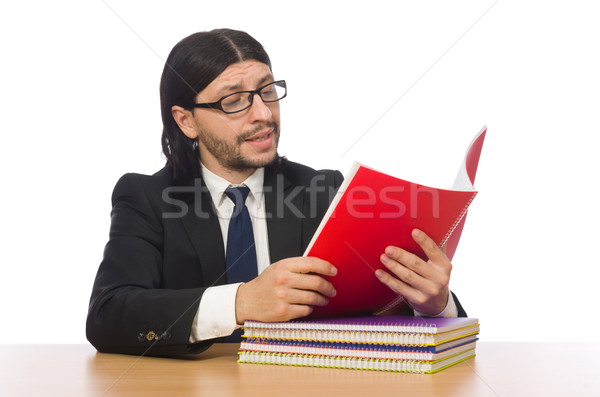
left=381, top=249, right=451, bottom=294
left=411, top=229, right=449, bottom=267
left=290, top=273, right=337, bottom=298
left=380, top=252, right=429, bottom=290
left=375, top=269, right=420, bottom=302
left=284, top=288, right=331, bottom=307
left=289, top=256, right=338, bottom=277
left=375, top=269, right=447, bottom=314
left=382, top=246, right=434, bottom=280
left=285, top=304, right=314, bottom=320
left=264, top=301, right=315, bottom=322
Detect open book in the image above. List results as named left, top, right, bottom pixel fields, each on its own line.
left=303, top=127, right=487, bottom=318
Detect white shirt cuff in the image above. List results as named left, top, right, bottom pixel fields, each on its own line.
left=188, top=283, right=242, bottom=343
left=413, top=292, right=459, bottom=318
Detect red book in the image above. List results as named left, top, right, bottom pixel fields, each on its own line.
left=304, top=127, right=487, bottom=318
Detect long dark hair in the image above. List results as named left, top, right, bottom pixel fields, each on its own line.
left=160, top=29, right=272, bottom=186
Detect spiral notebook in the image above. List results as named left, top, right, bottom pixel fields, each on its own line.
left=240, top=336, right=478, bottom=361
left=239, top=316, right=479, bottom=373
left=243, top=316, right=480, bottom=346
left=303, top=127, right=487, bottom=318
left=237, top=349, right=476, bottom=374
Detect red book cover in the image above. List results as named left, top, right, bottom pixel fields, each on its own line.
left=304, top=127, right=486, bottom=318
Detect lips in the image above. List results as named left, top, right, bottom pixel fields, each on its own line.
left=242, top=128, right=276, bottom=150
left=244, top=128, right=273, bottom=142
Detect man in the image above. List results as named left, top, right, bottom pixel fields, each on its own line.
left=86, top=29, right=466, bottom=357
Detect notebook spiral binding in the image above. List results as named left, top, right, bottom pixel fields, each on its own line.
left=439, top=191, right=477, bottom=248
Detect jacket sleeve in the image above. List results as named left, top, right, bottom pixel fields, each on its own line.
left=452, top=291, right=468, bottom=317
left=86, top=174, right=213, bottom=357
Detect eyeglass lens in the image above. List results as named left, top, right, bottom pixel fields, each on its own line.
left=221, top=82, right=286, bottom=113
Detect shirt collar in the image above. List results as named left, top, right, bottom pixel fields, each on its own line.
left=200, top=163, right=265, bottom=209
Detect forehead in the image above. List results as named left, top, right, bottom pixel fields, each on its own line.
left=205, top=60, right=273, bottom=96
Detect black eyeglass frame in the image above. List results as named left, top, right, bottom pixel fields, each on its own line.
left=191, top=80, right=287, bottom=114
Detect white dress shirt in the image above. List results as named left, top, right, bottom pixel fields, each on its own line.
left=414, top=293, right=458, bottom=318
left=188, top=165, right=271, bottom=342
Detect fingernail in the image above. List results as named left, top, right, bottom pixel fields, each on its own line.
left=413, top=229, right=421, bottom=238
left=330, top=266, right=337, bottom=276
left=330, top=288, right=337, bottom=297
left=375, top=270, right=385, bottom=279
left=381, top=254, right=390, bottom=264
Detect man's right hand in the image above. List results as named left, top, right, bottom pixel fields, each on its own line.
left=234, top=257, right=337, bottom=324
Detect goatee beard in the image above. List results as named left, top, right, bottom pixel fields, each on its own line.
left=198, top=121, right=280, bottom=172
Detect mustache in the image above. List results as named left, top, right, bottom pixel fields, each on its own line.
left=237, top=121, right=279, bottom=143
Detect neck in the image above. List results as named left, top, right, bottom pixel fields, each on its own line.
left=201, top=160, right=256, bottom=184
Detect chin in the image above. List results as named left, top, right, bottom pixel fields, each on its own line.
left=226, top=149, right=279, bottom=172
left=247, top=150, right=279, bottom=168
left=242, top=140, right=279, bottom=165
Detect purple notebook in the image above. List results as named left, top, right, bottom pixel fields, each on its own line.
left=243, top=316, right=479, bottom=334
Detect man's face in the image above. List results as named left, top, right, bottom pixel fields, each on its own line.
left=191, top=60, right=280, bottom=175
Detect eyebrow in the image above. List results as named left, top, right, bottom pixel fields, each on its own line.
left=216, top=74, right=274, bottom=96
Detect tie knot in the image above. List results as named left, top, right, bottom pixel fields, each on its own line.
left=225, top=186, right=250, bottom=207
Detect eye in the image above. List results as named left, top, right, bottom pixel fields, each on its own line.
left=261, top=85, right=277, bottom=100
left=221, top=93, right=245, bottom=108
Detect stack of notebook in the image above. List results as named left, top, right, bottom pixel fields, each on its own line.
left=238, top=316, right=479, bottom=374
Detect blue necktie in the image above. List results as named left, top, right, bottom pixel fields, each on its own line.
left=224, top=186, right=257, bottom=343
left=224, top=186, right=258, bottom=284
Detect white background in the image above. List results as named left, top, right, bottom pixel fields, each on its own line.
left=1, top=1, right=598, bottom=343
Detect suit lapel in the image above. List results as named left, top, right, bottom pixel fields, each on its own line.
left=264, top=166, right=304, bottom=263
left=179, top=166, right=305, bottom=281
left=179, top=178, right=227, bottom=286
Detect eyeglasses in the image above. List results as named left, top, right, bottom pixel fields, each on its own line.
left=192, top=80, right=287, bottom=114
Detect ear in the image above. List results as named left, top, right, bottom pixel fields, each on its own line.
left=171, top=106, right=198, bottom=139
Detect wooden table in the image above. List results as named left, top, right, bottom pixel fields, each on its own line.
left=1, top=343, right=598, bottom=396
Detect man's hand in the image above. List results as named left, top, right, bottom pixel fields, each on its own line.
left=235, top=257, right=337, bottom=324
left=375, top=229, right=451, bottom=316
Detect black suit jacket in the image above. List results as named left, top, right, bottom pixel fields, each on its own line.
left=86, top=160, right=466, bottom=357
left=87, top=160, right=345, bottom=356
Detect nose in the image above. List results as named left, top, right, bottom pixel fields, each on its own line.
left=247, top=92, right=272, bottom=122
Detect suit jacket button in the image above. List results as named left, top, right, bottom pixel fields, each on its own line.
left=146, top=331, right=156, bottom=341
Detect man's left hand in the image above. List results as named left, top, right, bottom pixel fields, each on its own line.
left=375, top=228, right=451, bottom=316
